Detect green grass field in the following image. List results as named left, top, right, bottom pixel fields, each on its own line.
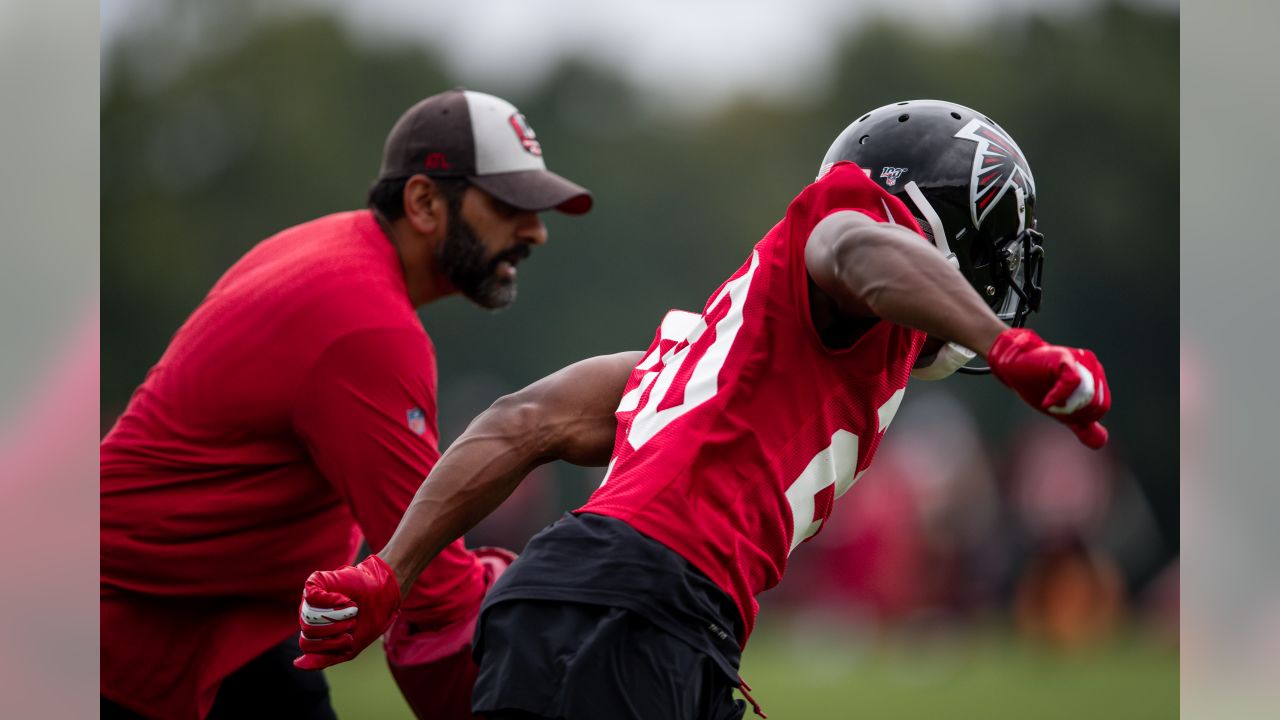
left=327, top=618, right=1176, bottom=719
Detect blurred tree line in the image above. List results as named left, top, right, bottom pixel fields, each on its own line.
left=102, top=2, right=1177, bottom=566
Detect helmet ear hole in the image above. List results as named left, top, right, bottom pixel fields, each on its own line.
left=970, top=240, right=992, bottom=270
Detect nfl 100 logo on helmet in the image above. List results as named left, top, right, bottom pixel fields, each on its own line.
left=879, top=167, right=908, bottom=186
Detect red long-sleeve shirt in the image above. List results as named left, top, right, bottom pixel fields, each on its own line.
left=101, top=210, right=485, bottom=720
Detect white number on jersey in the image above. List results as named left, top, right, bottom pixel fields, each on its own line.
left=784, top=387, right=905, bottom=553
left=623, top=251, right=760, bottom=451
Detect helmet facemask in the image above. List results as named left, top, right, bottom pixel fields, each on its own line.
left=956, top=182, right=1044, bottom=335
left=912, top=184, right=1045, bottom=375
left=992, top=225, right=1044, bottom=328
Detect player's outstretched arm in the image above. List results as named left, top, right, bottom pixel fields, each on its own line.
left=805, top=210, right=1008, bottom=353
left=378, top=350, right=641, bottom=594
left=804, top=211, right=1110, bottom=448
left=294, top=351, right=639, bottom=670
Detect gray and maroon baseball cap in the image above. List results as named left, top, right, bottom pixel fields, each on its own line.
left=377, top=89, right=592, bottom=215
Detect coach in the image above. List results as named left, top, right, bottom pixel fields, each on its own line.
left=101, top=89, right=592, bottom=720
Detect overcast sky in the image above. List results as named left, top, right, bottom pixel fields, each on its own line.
left=101, top=0, right=1176, bottom=109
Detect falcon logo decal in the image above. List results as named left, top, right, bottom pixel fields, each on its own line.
left=508, top=113, right=543, bottom=156
left=955, top=119, right=1035, bottom=229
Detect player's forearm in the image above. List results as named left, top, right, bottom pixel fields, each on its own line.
left=836, top=226, right=1008, bottom=355
left=378, top=398, right=549, bottom=597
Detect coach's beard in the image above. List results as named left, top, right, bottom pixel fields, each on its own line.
left=438, top=218, right=529, bottom=310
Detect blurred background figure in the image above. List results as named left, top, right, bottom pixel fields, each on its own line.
left=101, top=0, right=1178, bottom=717
left=1007, top=425, right=1126, bottom=650
left=781, top=390, right=1002, bottom=630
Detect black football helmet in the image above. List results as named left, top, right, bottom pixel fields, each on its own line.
left=820, top=100, right=1044, bottom=374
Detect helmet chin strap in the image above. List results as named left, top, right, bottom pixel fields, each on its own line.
left=911, top=342, right=977, bottom=381
left=903, top=180, right=983, bottom=379
left=904, top=181, right=957, bottom=268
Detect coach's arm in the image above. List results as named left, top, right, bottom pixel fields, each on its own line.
left=379, top=350, right=640, bottom=596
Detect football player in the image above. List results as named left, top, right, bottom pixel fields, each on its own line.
left=295, top=100, right=1110, bottom=720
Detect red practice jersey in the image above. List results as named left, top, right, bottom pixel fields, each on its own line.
left=580, top=162, right=928, bottom=640
left=100, top=211, right=485, bottom=720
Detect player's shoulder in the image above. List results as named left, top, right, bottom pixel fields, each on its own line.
left=782, top=161, right=920, bottom=235
left=780, top=162, right=879, bottom=224
left=816, top=160, right=877, bottom=187
left=796, top=161, right=886, bottom=209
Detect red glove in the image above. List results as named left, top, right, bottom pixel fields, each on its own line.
left=385, top=547, right=517, bottom=720
left=294, top=554, right=402, bottom=670
left=988, top=328, right=1111, bottom=449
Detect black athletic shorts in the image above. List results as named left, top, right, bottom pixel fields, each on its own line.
left=472, top=512, right=747, bottom=720
left=101, top=636, right=336, bottom=720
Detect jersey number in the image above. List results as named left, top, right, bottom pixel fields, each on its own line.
left=609, top=247, right=905, bottom=552
left=783, top=388, right=905, bottom=553
left=619, top=252, right=760, bottom=451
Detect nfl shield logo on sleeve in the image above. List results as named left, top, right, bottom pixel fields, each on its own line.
left=406, top=407, right=427, bottom=436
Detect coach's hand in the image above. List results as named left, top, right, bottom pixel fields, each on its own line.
left=294, top=555, right=402, bottom=670
left=384, top=546, right=517, bottom=719
left=988, top=328, right=1111, bottom=449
